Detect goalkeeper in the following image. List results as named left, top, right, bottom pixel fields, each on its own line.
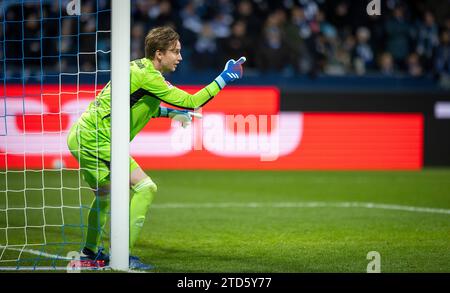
left=67, top=26, right=246, bottom=270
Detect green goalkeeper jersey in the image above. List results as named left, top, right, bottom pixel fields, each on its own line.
left=77, top=57, right=221, bottom=142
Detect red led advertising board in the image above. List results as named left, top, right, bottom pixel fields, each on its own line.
left=1, top=85, right=423, bottom=170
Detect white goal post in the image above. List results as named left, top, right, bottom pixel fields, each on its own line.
left=0, top=0, right=131, bottom=271
left=110, top=0, right=130, bottom=271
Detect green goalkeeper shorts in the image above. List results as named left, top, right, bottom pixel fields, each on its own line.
left=67, top=123, right=139, bottom=189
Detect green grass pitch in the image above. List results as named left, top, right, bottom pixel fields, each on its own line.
left=1, top=169, right=449, bottom=272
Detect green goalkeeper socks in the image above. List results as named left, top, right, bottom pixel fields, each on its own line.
left=85, top=195, right=110, bottom=252
left=84, top=177, right=156, bottom=252
left=129, top=177, right=156, bottom=250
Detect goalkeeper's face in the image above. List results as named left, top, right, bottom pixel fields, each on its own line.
left=160, top=41, right=182, bottom=73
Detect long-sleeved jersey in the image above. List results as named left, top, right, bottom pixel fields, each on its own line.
left=77, top=57, right=221, bottom=142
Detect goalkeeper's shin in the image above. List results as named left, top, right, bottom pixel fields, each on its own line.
left=130, top=177, right=157, bottom=250
left=85, top=195, right=110, bottom=252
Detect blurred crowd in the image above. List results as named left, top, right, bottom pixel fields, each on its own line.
left=1, top=0, right=450, bottom=84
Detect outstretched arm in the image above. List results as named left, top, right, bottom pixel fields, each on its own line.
left=142, top=57, right=246, bottom=110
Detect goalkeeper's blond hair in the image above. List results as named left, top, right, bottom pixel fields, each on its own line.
left=145, top=26, right=179, bottom=60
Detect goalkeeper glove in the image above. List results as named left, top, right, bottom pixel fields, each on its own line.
left=159, top=107, right=202, bottom=128
left=214, top=56, right=246, bottom=89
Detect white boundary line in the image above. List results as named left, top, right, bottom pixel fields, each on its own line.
left=0, top=247, right=72, bottom=260
left=0, top=266, right=102, bottom=271
left=0, top=246, right=105, bottom=271
left=0, top=247, right=145, bottom=273
left=151, top=201, right=450, bottom=215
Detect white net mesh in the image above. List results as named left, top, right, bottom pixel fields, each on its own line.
left=0, top=0, right=111, bottom=270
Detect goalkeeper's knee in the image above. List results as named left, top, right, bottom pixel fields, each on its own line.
left=132, top=177, right=157, bottom=195
left=130, top=177, right=157, bottom=225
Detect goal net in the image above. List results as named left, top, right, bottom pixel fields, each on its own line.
left=0, top=0, right=112, bottom=270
